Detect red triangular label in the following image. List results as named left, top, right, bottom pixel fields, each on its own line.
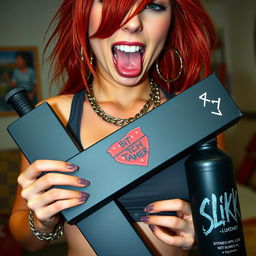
left=107, top=127, right=149, bottom=167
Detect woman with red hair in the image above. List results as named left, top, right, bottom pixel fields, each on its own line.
left=9, top=0, right=215, bottom=255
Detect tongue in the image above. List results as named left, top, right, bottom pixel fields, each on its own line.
left=114, top=49, right=142, bottom=77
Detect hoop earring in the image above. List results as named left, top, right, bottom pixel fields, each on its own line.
left=80, top=47, right=94, bottom=81
left=80, top=47, right=94, bottom=65
left=155, top=48, right=183, bottom=83
left=80, top=47, right=85, bottom=62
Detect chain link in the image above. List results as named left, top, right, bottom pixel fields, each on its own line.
left=86, top=79, right=161, bottom=126
left=29, top=210, right=63, bottom=241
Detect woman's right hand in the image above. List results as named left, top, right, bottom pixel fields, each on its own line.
left=18, top=159, right=90, bottom=230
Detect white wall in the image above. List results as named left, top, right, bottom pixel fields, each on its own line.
left=204, top=0, right=256, bottom=168
left=0, top=0, right=61, bottom=149
left=223, top=0, right=256, bottom=169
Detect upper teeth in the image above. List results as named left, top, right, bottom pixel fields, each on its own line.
left=114, top=45, right=142, bottom=53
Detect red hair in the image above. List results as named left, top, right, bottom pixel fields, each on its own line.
left=45, top=0, right=215, bottom=94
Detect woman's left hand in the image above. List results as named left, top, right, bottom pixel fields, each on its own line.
left=141, top=198, right=195, bottom=250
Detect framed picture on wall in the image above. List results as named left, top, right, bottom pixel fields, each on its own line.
left=0, top=46, right=42, bottom=116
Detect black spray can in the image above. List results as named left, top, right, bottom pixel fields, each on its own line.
left=185, top=138, right=247, bottom=256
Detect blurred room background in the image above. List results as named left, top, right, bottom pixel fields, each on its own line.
left=0, top=0, right=255, bottom=255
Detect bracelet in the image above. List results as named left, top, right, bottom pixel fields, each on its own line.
left=29, top=210, right=63, bottom=241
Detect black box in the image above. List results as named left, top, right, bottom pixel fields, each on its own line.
left=7, top=74, right=242, bottom=255
left=55, top=74, right=242, bottom=224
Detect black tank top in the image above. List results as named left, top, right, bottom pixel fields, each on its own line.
left=67, top=89, right=190, bottom=222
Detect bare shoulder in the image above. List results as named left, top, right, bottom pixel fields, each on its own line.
left=38, top=94, right=74, bottom=126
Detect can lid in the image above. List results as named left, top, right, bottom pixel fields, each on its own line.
left=202, top=137, right=217, bottom=145
left=196, top=137, right=217, bottom=148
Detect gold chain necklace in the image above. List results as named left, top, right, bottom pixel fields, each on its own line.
left=86, top=79, right=161, bottom=126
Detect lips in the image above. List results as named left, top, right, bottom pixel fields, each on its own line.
left=111, top=41, right=146, bottom=78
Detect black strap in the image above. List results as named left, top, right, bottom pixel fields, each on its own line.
left=163, top=89, right=175, bottom=100
left=66, top=89, right=86, bottom=147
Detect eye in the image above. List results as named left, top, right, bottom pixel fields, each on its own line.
left=144, top=2, right=167, bottom=12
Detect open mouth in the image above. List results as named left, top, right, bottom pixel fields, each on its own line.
left=112, top=42, right=146, bottom=78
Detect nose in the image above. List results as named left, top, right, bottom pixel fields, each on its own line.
left=122, top=14, right=143, bottom=33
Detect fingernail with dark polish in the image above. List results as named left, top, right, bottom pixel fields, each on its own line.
left=67, top=163, right=79, bottom=171
left=78, top=178, right=90, bottom=186
left=148, top=224, right=155, bottom=232
left=79, top=192, right=90, bottom=202
left=144, top=205, right=154, bottom=212
left=140, top=216, right=149, bottom=223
